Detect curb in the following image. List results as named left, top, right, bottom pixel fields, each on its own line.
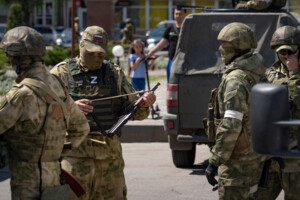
left=120, top=118, right=168, bottom=143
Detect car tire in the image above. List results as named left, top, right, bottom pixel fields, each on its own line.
left=171, top=145, right=195, bottom=168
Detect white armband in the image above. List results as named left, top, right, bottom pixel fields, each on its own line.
left=224, top=110, right=243, bottom=121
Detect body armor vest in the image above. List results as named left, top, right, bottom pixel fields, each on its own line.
left=5, top=77, right=71, bottom=163
left=66, top=58, right=123, bottom=135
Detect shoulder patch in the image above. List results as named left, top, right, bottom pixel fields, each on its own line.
left=224, top=89, right=238, bottom=102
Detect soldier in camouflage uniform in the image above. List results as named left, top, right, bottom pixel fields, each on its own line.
left=236, top=0, right=286, bottom=10
left=0, top=26, right=89, bottom=200
left=204, top=22, right=266, bottom=200
left=256, top=25, right=300, bottom=200
left=74, top=17, right=80, bottom=43
left=50, top=26, right=156, bottom=200
left=121, top=18, right=134, bottom=45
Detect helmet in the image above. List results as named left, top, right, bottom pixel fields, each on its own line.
left=270, top=25, right=300, bottom=49
left=0, top=26, right=46, bottom=57
left=217, top=22, right=257, bottom=50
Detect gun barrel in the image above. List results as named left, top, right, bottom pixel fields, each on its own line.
left=106, top=82, right=161, bottom=136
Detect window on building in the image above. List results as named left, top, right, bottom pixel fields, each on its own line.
left=35, top=0, right=54, bottom=25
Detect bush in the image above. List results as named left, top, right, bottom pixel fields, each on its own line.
left=5, top=3, right=24, bottom=33
left=0, top=50, right=9, bottom=76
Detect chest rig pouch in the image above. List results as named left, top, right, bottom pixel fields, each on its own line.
left=67, top=59, right=123, bottom=135
left=203, top=88, right=222, bottom=142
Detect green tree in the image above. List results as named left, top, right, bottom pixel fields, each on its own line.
left=0, top=0, right=42, bottom=26
left=5, top=3, right=24, bottom=32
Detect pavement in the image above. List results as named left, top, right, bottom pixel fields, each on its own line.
left=121, top=68, right=168, bottom=143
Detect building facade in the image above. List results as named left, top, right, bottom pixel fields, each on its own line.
left=1, top=0, right=300, bottom=37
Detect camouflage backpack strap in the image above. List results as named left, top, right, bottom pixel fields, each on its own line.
left=21, top=78, right=70, bottom=127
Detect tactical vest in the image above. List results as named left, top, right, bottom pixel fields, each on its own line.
left=204, top=69, right=259, bottom=156
left=66, top=58, right=123, bottom=135
left=5, top=76, right=71, bottom=163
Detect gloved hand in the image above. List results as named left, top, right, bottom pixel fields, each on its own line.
left=205, top=163, right=218, bottom=186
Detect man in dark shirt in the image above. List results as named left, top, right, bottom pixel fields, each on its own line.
left=146, top=8, right=186, bottom=83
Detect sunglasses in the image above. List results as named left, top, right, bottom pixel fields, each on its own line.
left=278, top=49, right=297, bottom=56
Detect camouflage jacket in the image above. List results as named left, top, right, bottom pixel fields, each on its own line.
left=266, top=60, right=300, bottom=111
left=0, top=63, right=89, bottom=196
left=50, top=57, right=149, bottom=159
left=209, top=52, right=266, bottom=167
left=266, top=61, right=300, bottom=171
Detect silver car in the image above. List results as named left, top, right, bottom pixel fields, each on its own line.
left=34, top=25, right=58, bottom=44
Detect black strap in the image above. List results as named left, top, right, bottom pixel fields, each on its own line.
left=258, top=159, right=272, bottom=188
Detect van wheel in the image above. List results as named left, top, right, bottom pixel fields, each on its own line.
left=171, top=146, right=195, bottom=168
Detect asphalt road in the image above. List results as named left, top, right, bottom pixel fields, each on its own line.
left=0, top=143, right=285, bottom=200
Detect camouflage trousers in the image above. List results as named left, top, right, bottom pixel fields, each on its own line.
left=218, top=160, right=264, bottom=200
left=62, top=156, right=127, bottom=200
left=257, top=159, right=300, bottom=200
left=9, top=160, right=61, bottom=200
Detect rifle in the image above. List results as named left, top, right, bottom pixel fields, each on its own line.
left=61, top=169, right=87, bottom=198
left=61, top=142, right=87, bottom=198
left=106, top=82, right=160, bottom=137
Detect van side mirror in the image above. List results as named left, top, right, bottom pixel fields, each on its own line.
left=250, top=83, right=300, bottom=157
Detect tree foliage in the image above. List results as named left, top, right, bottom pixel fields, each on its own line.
left=5, top=3, right=24, bottom=32
left=0, top=0, right=43, bottom=26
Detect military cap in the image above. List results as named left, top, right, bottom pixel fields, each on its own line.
left=81, top=26, right=108, bottom=53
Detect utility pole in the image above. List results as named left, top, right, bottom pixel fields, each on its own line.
left=71, top=0, right=75, bottom=57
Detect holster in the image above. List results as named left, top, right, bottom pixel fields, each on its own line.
left=41, top=184, right=70, bottom=200
left=203, top=117, right=221, bottom=142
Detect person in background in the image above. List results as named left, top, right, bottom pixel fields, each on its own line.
left=121, top=18, right=134, bottom=45
left=146, top=7, right=186, bottom=83
left=74, top=17, right=80, bottom=43
left=128, top=39, right=155, bottom=96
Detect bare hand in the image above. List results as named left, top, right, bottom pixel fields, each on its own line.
left=137, top=91, right=156, bottom=107
left=286, top=54, right=299, bottom=71
left=75, top=99, right=93, bottom=115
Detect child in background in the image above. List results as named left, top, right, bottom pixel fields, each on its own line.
left=128, top=39, right=154, bottom=96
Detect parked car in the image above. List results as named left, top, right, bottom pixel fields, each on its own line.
left=164, top=9, right=300, bottom=168
left=54, top=26, right=65, bottom=37
left=34, top=25, right=58, bottom=44
left=0, top=23, right=6, bottom=41
left=55, top=28, right=83, bottom=48
left=56, top=28, right=72, bottom=47
left=146, top=20, right=175, bottom=49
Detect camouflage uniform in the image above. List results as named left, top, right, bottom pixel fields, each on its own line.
left=51, top=26, right=150, bottom=200
left=121, top=18, right=134, bottom=45
left=236, top=0, right=286, bottom=10
left=206, top=23, right=266, bottom=200
left=0, top=26, right=89, bottom=200
left=257, top=26, right=300, bottom=200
